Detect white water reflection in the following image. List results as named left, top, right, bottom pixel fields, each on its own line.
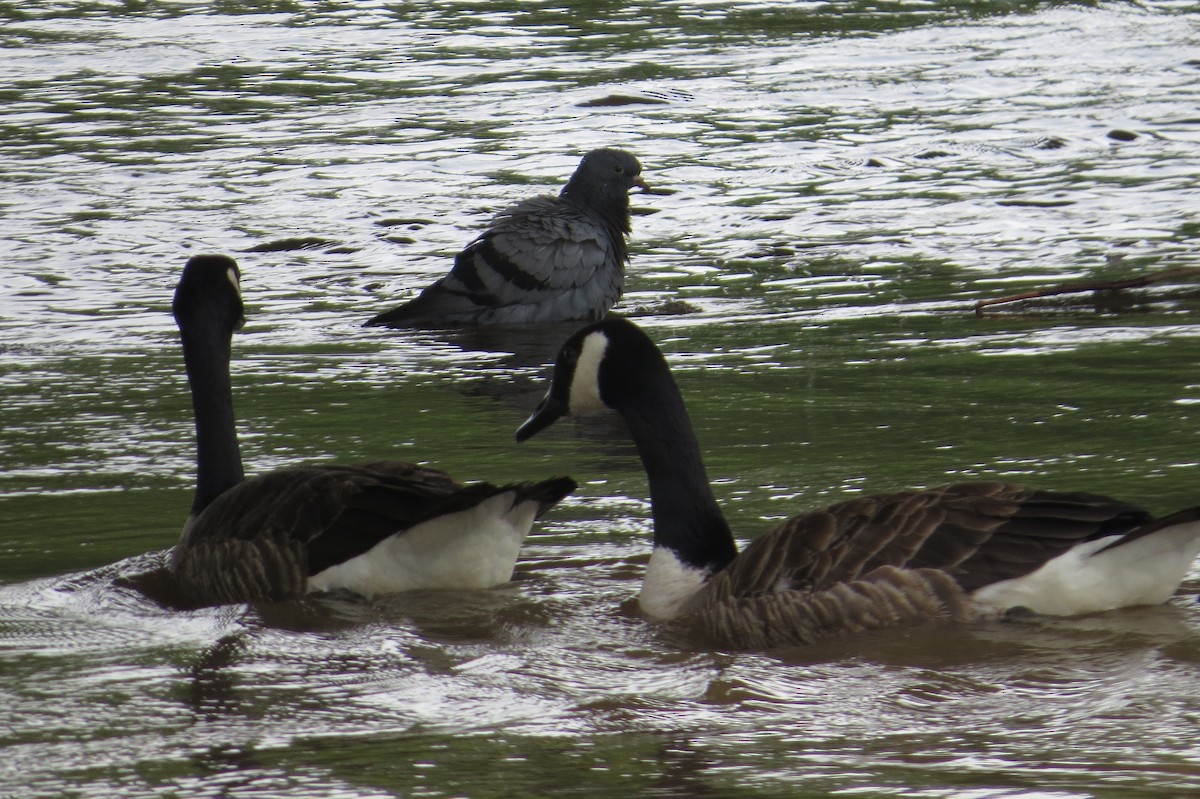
left=3, top=2, right=1200, bottom=798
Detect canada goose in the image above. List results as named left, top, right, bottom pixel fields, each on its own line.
left=364, top=148, right=647, bottom=327
left=516, top=317, right=1200, bottom=649
left=170, top=254, right=575, bottom=606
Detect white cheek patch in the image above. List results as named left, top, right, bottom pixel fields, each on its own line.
left=226, top=267, right=242, bottom=298
left=568, top=331, right=609, bottom=414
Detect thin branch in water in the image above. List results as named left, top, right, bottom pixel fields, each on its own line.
left=974, top=267, right=1200, bottom=315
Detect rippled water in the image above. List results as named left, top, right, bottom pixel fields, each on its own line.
left=3, top=2, right=1200, bottom=797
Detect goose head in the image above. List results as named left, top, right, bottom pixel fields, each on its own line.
left=516, top=317, right=668, bottom=440
left=518, top=317, right=737, bottom=619
left=173, top=254, right=246, bottom=336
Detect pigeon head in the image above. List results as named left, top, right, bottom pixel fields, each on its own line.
left=560, top=148, right=646, bottom=223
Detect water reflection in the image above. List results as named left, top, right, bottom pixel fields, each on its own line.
left=413, top=320, right=581, bottom=371
left=4, top=0, right=1200, bottom=797
left=185, top=633, right=248, bottom=720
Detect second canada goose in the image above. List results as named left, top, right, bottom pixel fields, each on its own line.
left=516, top=317, right=1200, bottom=649
left=170, top=254, right=575, bottom=607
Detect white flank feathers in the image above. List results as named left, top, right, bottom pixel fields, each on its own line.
left=973, top=519, right=1200, bottom=616
left=307, top=490, right=540, bottom=596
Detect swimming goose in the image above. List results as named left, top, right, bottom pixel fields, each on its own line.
left=170, top=254, right=575, bottom=606
left=516, top=317, right=1200, bottom=649
left=365, top=148, right=646, bottom=328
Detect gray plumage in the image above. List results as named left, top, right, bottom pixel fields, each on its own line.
left=365, top=148, right=646, bottom=328
left=517, top=317, right=1200, bottom=650
left=170, top=254, right=576, bottom=608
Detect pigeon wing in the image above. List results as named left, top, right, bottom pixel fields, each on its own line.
left=441, top=196, right=618, bottom=301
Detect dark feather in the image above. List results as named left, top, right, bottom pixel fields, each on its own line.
left=709, top=483, right=1152, bottom=602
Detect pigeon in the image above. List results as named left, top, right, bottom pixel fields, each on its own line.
left=365, top=148, right=646, bottom=328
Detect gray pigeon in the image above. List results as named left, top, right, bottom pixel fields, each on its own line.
left=365, top=148, right=646, bottom=327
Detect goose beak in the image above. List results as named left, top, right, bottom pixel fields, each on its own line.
left=516, top=393, right=568, bottom=442
left=632, top=176, right=649, bottom=192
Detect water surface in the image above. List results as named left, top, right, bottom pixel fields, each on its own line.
left=2, top=2, right=1200, bottom=797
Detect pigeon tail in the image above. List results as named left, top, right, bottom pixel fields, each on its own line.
left=364, top=280, right=487, bottom=328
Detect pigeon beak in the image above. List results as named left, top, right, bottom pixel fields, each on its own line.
left=516, top=393, right=568, bottom=442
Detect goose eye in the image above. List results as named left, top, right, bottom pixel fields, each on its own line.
left=613, top=165, right=624, bottom=174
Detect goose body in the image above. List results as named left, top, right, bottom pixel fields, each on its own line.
left=365, top=148, right=646, bottom=328
left=171, top=255, right=575, bottom=607
left=516, top=318, right=1200, bottom=649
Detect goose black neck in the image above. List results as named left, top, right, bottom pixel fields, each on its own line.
left=180, top=320, right=244, bottom=516
left=616, top=368, right=738, bottom=574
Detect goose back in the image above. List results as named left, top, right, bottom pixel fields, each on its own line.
left=677, top=482, right=1154, bottom=648
left=172, top=462, right=460, bottom=604
left=731, top=483, right=1150, bottom=596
